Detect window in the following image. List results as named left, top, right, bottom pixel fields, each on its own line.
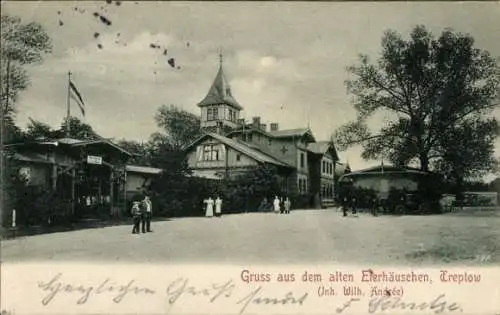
left=300, top=153, right=305, bottom=168
left=268, top=139, right=272, bottom=146
left=322, top=161, right=326, bottom=174
left=298, top=177, right=308, bottom=194
left=236, top=154, right=241, bottom=162
left=203, top=145, right=220, bottom=161
left=229, top=109, right=237, bottom=122
left=207, top=108, right=218, bottom=121
left=280, top=176, right=287, bottom=192
left=241, top=132, right=253, bottom=142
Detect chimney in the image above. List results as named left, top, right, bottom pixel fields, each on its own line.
left=252, top=116, right=261, bottom=129
left=270, top=123, right=279, bottom=131
left=260, top=124, right=267, bottom=131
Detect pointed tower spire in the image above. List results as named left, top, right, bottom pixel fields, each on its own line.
left=219, top=47, right=223, bottom=67
left=197, top=51, right=243, bottom=133
left=197, top=51, right=243, bottom=110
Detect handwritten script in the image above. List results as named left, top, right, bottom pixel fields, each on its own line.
left=38, top=273, right=155, bottom=305
left=36, top=273, right=462, bottom=314
left=37, top=273, right=309, bottom=314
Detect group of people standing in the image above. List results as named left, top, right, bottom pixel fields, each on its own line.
left=273, top=196, right=291, bottom=214
left=131, top=196, right=153, bottom=234
left=204, top=196, right=223, bottom=218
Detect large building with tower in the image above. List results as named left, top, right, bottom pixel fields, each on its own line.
left=184, top=56, right=341, bottom=207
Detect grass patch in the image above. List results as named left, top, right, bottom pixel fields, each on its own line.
left=406, top=245, right=478, bottom=263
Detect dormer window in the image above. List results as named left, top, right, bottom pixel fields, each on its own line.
left=207, top=108, right=218, bottom=121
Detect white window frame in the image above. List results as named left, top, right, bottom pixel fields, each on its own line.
left=203, top=145, right=220, bottom=161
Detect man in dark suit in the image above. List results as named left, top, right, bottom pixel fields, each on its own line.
left=141, top=195, right=153, bottom=233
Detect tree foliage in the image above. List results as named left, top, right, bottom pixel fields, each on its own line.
left=154, top=105, right=201, bottom=150
left=24, top=118, right=56, bottom=139
left=1, top=15, right=52, bottom=112
left=22, top=117, right=99, bottom=141
left=115, top=139, right=153, bottom=166
left=335, top=25, right=500, bottom=183
left=59, top=117, right=98, bottom=139
left=1, top=14, right=52, bottom=225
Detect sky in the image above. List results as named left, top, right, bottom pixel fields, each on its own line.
left=3, top=1, right=500, bottom=179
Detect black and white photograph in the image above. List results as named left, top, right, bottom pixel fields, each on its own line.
left=1, top=0, right=499, bottom=270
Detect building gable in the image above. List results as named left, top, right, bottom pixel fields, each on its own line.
left=184, top=133, right=292, bottom=170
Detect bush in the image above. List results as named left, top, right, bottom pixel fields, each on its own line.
left=150, top=163, right=317, bottom=216
left=150, top=175, right=220, bottom=217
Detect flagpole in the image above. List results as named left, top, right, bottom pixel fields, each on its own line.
left=66, top=71, right=72, bottom=137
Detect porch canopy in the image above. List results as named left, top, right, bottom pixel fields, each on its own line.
left=7, top=137, right=133, bottom=218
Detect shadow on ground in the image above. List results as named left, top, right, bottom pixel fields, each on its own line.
left=1, top=217, right=173, bottom=239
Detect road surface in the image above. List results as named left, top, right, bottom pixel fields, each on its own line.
left=2, top=209, right=499, bottom=265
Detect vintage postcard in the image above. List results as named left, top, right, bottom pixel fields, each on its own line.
left=1, top=1, right=499, bottom=314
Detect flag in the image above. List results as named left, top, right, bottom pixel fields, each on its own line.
left=69, top=80, right=85, bottom=116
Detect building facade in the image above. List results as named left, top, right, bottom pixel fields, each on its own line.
left=184, top=56, right=340, bottom=207
left=337, top=164, right=438, bottom=198
left=6, top=137, right=161, bottom=222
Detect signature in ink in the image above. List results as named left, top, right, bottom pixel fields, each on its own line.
left=368, top=293, right=463, bottom=313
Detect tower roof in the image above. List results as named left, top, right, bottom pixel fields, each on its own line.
left=197, top=58, right=243, bottom=110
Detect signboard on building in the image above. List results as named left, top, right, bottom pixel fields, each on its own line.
left=87, top=155, right=102, bottom=165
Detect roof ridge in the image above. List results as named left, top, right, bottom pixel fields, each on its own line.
left=207, top=133, right=292, bottom=168
left=236, top=139, right=294, bottom=167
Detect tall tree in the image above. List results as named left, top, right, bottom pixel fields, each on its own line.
left=335, top=26, right=500, bottom=181
left=1, top=15, right=52, bottom=113
left=1, top=14, right=52, bottom=143
left=154, top=105, right=201, bottom=150
left=1, top=14, right=52, bottom=226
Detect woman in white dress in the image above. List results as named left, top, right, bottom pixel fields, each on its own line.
left=205, top=197, right=214, bottom=217
left=273, top=196, right=281, bottom=214
left=215, top=196, right=223, bottom=218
